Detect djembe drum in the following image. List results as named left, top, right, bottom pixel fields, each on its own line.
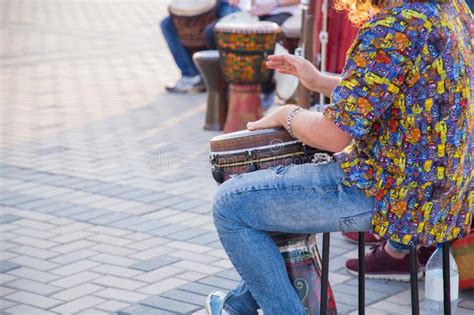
left=281, top=13, right=302, bottom=53
left=209, top=128, right=338, bottom=314
left=169, top=0, right=217, bottom=49
left=214, top=22, right=280, bottom=133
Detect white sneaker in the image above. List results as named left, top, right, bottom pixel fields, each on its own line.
left=166, top=75, right=205, bottom=93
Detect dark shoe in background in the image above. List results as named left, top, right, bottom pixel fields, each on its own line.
left=345, top=242, right=424, bottom=282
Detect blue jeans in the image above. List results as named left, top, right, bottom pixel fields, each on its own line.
left=160, top=2, right=239, bottom=77
left=213, top=160, right=375, bottom=314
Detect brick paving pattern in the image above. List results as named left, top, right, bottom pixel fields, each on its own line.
left=1, top=0, right=473, bottom=314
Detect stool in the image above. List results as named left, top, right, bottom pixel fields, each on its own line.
left=319, top=233, right=453, bottom=314
left=193, top=50, right=228, bottom=131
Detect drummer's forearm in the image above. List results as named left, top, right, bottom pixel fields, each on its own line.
left=311, top=73, right=341, bottom=98
left=278, top=105, right=352, bottom=152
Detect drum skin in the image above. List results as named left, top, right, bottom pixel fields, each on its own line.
left=209, top=128, right=338, bottom=314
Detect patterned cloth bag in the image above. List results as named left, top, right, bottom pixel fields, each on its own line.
left=452, top=231, right=474, bottom=289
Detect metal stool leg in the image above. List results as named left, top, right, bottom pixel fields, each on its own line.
left=320, top=233, right=330, bottom=315
left=442, top=242, right=451, bottom=315
left=409, top=246, right=420, bottom=315
left=358, top=232, right=365, bottom=315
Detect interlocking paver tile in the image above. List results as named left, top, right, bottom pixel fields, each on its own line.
left=139, top=295, right=200, bottom=314
left=130, top=256, right=181, bottom=272
left=12, top=227, right=56, bottom=240
left=0, top=261, right=21, bottom=273
left=167, top=250, right=220, bottom=264
left=133, top=266, right=184, bottom=283
left=89, top=253, right=138, bottom=267
left=5, top=279, right=62, bottom=296
left=50, top=271, right=102, bottom=289
left=198, top=276, right=240, bottom=291
left=7, top=267, right=59, bottom=283
left=94, top=288, right=148, bottom=304
left=95, top=300, right=131, bottom=313
left=0, top=214, right=21, bottom=225
left=93, top=275, right=147, bottom=291
left=4, top=291, right=62, bottom=309
left=9, top=256, right=60, bottom=271
left=51, top=283, right=104, bottom=301
left=160, top=289, right=207, bottom=306
left=50, top=296, right=106, bottom=314
left=4, top=304, right=57, bottom=315
left=50, top=240, right=96, bottom=254
left=138, top=277, right=189, bottom=296
left=118, top=304, right=176, bottom=315
left=92, top=265, right=144, bottom=278
left=50, top=260, right=100, bottom=276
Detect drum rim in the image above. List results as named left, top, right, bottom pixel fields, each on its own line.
left=210, top=127, right=288, bottom=142
left=214, top=21, right=281, bottom=34
left=169, top=0, right=216, bottom=16
left=281, top=14, right=302, bottom=38
left=210, top=139, right=301, bottom=156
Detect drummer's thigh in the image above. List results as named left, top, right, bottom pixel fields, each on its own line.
left=213, top=162, right=374, bottom=234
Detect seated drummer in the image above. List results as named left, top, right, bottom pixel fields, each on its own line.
left=205, top=0, right=301, bottom=108
left=161, top=1, right=239, bottom=93
left=205, top=0, right=473, bottom=313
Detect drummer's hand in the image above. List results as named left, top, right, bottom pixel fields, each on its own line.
left=229, top=0, right=240, bottom=6
left=266, top=54, right=322, bottom=91
left=250, top=0, right=277, bottom=16
left=247, top=105, right=295, bottom=131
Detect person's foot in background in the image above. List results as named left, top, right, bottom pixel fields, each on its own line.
left=345, top=241, right=424, bottom=282
left=166, top=75, right=205, bottom=93
left=342, top=231, right=383, bottom=246
left=344, top=231, right=437, bottom=281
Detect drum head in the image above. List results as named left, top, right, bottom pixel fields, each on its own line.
left=216, top=11, right=259, bottom=26
left=210, top=128, right=295, bottom=152
left=274, top=43, right=299, bottom=101
left=169, top=0, right=216, bottom=16
left=281, top=14, right=302, bottom=39
left=214, top=21, right=280, bottom=34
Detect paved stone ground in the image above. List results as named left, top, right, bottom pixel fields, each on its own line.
left=0, top=0, right=473, bottom=314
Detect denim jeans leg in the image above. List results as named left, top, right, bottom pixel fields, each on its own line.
left=387, top=239, right=411, bottom=253
left=223, top=280, right=259, bottom=315
left=213, top=162, right=374, bottom=314
left=205, top=3, right=239, bottom=49
left=160, top=16, right=199, bottom=77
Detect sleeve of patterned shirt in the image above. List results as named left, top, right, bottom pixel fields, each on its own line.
left=324, top=10, right=424, bottom=139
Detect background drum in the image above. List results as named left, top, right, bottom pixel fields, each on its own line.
left=281, top=13, right=302, bottom=53
left=209, top=128, right=338, bottom=314
left=216, top=11, right=259, bottom=25
left=169, top=0, right=217, bottom=49
left=214, top=22, right=280, bottom=133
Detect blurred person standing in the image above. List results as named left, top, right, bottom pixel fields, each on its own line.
left=161, top=1, right=239, bottom=93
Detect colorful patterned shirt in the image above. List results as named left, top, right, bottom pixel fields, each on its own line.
left=324, top=0, right=473, bottom=245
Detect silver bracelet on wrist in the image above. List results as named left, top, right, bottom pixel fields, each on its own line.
left=286, top=107, right=304, bottom=138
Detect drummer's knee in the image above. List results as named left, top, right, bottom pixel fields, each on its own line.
left=212, top=182, right=240, bottom=226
